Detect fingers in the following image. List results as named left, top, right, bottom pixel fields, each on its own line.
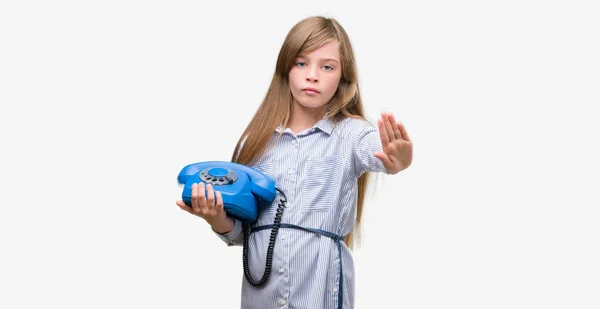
left=388, top=113, right=403, bottom=140
left=215, top=191, right=224, bottom=213
left=206, top=182, right=216, bottom=207
left=379, top=112, right=400, bottom=145
left=205, top=183, right=223, bottom=213
left=187, top=182, right=223, bottom=218
left=380, top=112, right=410, bottom=142
left=382, top=112, right=396, bottom=141
left=192, top=183, right=206, bottom=214
left=397, top=121, right=411, bottom=142
left=378, top=118, right=389, bottom=145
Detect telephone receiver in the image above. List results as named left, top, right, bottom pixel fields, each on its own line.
left=177, top=161, right=277, bottom=222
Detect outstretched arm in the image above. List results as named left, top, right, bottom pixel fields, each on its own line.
left=373, top=112, right=413, bottom=174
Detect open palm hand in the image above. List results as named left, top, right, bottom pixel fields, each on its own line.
left=374, top=112, right=413, bottom=174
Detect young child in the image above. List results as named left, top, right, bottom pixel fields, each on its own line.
left=176, top=15, right=413, bottom=309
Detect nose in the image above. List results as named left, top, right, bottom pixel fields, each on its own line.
left=306, top=67, right=318, bottom=83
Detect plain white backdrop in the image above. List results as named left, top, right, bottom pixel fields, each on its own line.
left=1, top=0, right=599, bottom=308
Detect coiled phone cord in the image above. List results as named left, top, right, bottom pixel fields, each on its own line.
left=242, top=187, right=287, bottom=287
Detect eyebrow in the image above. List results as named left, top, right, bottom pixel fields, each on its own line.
left=296, top=56, right=340, bottom=64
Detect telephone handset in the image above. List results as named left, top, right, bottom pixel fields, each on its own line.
left=177, top=161, right=287, bottom=287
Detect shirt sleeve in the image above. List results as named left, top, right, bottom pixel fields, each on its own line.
left=213, top=217, right=244, bottom=246
left=353, top=126, right=390, bottom=178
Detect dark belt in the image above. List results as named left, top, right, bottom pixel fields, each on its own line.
left=252, top=223, right=345, bottom=309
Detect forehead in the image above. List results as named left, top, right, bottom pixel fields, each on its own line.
left=297, top=40, right=340, bottom=61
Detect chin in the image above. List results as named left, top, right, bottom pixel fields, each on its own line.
left=297, top=102, right=326, bottom=110
left=294, top=97, right=324, bottom=108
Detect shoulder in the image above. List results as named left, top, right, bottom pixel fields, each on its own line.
left=333, top=116, right=378, bottom=137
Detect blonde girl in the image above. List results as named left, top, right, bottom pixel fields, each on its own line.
left=177, top=15, right=413, bottom=309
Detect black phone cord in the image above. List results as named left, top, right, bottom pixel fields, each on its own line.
left=242, top=187, right=287, bottom=287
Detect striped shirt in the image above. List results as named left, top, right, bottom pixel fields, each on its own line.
left=216, top=116, right=388, bottom=309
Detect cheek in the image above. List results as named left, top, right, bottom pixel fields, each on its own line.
left=324, top=77, right=341, bottom=95
left=288, top=73, right=301, bottom=98
left=288, top=70, right=301, bottom=86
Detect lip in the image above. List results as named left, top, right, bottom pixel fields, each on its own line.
left=302, top=87, right=320, bottom=94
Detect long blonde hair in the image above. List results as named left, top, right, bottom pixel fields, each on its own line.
left=230, top=16, right=371, bottom=249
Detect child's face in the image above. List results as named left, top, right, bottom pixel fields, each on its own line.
left=288, top=40, right=342, bottom=114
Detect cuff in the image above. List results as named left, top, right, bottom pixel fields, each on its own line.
left=213, top=218, right=243, bottom=244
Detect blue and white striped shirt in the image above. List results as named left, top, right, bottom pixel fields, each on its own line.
left=216, top=116, right=388, bottom=309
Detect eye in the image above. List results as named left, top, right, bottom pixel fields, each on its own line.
left=323, top=65, right=333, bottom=71
left=296, top=62, right=306, bottom=68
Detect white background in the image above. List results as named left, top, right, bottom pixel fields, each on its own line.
left=1, top=0, right=599, bottom=308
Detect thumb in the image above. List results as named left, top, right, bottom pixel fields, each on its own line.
left=374, top=151, right=392, bottom=166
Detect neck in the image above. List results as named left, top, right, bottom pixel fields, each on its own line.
left=287, top=102, right=326, bottom=134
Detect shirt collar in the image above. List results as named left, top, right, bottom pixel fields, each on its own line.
left=275, top=117, right=334, bottom=136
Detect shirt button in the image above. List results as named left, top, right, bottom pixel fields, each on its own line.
left=280, top=299, right=287, bottom=305
left=291, top=140, right=297, bottom=145
left=333, top=287, right=338, bottom=293
left=281, top=235, right=286, bottom=240
left=287, top=169, right=293, bottom=175
left=279, top=267, right=285, bottom=274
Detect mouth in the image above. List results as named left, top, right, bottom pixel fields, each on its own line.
left=302, top=87, right=320, bottom=94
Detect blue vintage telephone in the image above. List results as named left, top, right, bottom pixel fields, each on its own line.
left=177, top=161, right=287, bottom=287
left=177, top=161, right=277, bottom=222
